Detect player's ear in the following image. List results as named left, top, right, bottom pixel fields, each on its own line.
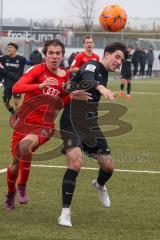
left=104, top=51, right=109, bottom=58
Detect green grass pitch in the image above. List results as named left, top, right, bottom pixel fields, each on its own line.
left=0, top=77, right=160, bottom=240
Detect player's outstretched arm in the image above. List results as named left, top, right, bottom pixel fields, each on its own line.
left=60, top=90, right=92, bottom=108
left=12, top=65, right=48, bottom=94
left=96, top=85, right=115, bottom=101
left=70, top=90, right=92, bottom=100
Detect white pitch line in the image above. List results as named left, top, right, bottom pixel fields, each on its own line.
left=131, top=92, right=160, bottom=95
left=1, top=165, right=160, bottom=174
left=114, top=169, right=160, bottom=174
left=0, top=168, right=7, bottom=173
left=115, top=91, right=160, bottom=95
left=28, top=164, right=160, bottom=174
left=31, top=164, right=160, bottom=174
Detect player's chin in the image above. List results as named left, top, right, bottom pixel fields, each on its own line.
left=112, top=65, right=120, bottom=72
left=110, top=66, right=117, bottom=72
left=51, top=62, right=59, bottom=68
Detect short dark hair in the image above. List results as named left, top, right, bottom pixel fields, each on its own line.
left=127, top=45, right=133, bottom=49
left=42, top=39, right=65, bottom=55
left=7, top=42, right=18, bottom=50
left=104, top=42, right=128, bottom=59
left=83, top=36, right=94, bottom=44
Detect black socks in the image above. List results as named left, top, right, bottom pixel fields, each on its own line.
left=97, top=168, right=113, bottom=186
left=120, top=83, right=124, bottom=90
left=62, top=168, right=79, bottom=208
left=127, top=82, right=131, bottom=95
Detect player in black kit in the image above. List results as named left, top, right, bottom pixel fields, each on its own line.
left=119, top=45, right=133, bottom=99
left=0, top=42, right=31, bottom=116
left=58, top=42, right=128, bottom=227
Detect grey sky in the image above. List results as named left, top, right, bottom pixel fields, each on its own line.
left=2, top=0, right=160, bottom=24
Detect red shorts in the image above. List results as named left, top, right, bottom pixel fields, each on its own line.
left=11, top=127, right=54, bottom=158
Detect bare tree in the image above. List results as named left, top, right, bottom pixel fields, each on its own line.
left=69, top=0, right=97, bottom=31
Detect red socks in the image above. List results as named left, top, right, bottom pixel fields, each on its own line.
left=7, top=167, right=19, bottom=193
left=7, top=157, right=32, bottom=193
left=18, top=159, right=31, bottom=186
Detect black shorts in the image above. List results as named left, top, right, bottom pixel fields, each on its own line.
left=60, top=103, right=111, bottom=157
left=121, top=69, right=132, bottom=80
left=3, top=87, right=21, bottom=102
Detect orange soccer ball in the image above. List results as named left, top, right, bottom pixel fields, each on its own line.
left=99, top=4, right=127, bottom=32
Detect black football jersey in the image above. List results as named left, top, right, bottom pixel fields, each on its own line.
left=71, top=60, right=108, bottom=103
left=0, top=55, right=26, bottom=87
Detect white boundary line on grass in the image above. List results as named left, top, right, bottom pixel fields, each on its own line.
left=115, top=91, right=160, bottom=95
left=0, top=168, right=7, bottom=173
left=1, top=165, right=160, bottom=174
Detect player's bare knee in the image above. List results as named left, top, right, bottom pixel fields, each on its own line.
left=105, top=165, right=114, bottom=173
left=67, top=149, right=83, bottom=171
left=67, top=157, right=82, bottom=171
left=99, top=155, right=115, bottom=172
left=104, top=159, right=115, bottom=171
left=19, top=139, right=33, bottom=156
left=69, top=161, right=82, bottom=171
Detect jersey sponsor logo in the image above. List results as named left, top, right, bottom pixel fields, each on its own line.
left=5, top=63, right=19, bottom=68
left=85, top=64, right=96, bottom=72
left=43, top=86, right=60, bottom=97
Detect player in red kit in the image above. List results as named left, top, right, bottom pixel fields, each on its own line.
left=70, top=37, right=99, bottom=73
left=4, top=39, right=91, bottom=210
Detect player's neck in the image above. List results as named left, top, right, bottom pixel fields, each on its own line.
left=48, top=67, right=59, bottom=75
left=47, top=67, right=66, bottom=77
left=8, top=53, right=17, bottom=58
left=100, top=59, right=108, bottom=71
left=85, top=50, right=93, bottom=56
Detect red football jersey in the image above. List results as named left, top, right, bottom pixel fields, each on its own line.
left=71, top=51, right=99, bottom=68
left=12, top=63, right=70, bottom=129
